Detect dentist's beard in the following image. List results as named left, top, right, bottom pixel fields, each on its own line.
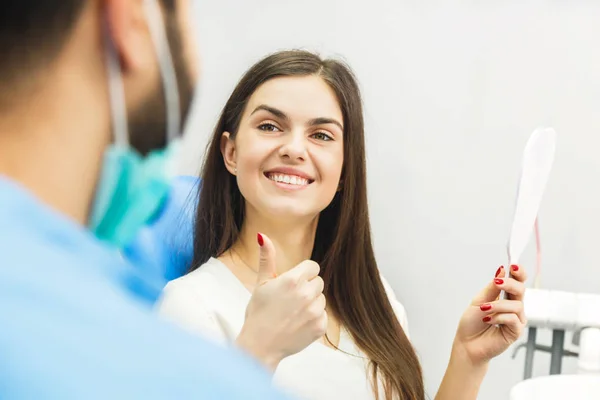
left=128, top=15, right=195, bottom=156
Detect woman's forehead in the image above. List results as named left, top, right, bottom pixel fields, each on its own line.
left=245, top=76, right=343, bottom=124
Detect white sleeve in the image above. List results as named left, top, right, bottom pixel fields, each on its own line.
left=379, top=274, right=410, bottom=340
left=155, top=280, right=228, bottom=345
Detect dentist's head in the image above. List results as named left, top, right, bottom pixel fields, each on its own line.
left=0, top=0, right=200, bottom=247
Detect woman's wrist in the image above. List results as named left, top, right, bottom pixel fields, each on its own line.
left=449, top=340, right=489, bottom=375
left=235, top=328, right=282, bottom=372
left=435, top=342, right=489, bottom=400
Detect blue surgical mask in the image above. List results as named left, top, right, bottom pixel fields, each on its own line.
left=88, top=0, right=183, bottom=249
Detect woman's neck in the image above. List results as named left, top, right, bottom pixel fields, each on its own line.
left=232, top=211, right=319, bottom=275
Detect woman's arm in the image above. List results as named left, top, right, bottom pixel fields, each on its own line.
left=155, top=280, right=229, bottom=344
left=435, top=344, right=488, bottom=400
left=436, top=264, right=527, bottom=399
left=379, top=273, right=485, bottom=399
left=379, top=266, right=525, bottom=400
left=157, top=280, right=284, bottom=370
left=157, top=236, right=330, bottom=373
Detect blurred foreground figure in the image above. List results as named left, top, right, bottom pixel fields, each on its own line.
left=0, top=1, right=290, bottom=399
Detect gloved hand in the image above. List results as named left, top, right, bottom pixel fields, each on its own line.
left=235, top=233, right=327, bottom=371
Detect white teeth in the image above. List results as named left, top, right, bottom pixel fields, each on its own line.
left=268, top=173, right=309, bottom=186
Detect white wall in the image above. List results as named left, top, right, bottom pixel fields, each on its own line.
left=180, top=1, right=600, bottom=399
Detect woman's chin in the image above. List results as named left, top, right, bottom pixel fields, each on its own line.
left=256, top=203, right=322, bottom=224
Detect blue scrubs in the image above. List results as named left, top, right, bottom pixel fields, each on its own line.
left=0, top=177, right=291, bottom=400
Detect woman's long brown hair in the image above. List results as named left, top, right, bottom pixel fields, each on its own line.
left=190, top=50, right=425, bottom=400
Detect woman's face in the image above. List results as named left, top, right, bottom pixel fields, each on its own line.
left=222, top=75, right=344, bottom=221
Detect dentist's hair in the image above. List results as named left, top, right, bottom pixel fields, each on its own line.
left=191, top=50, right=425, bottom=400
left=0, top=1, right=85, bottom=88
left=0, top=0, right=176, bottom=107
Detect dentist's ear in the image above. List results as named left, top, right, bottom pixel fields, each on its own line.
left=220, top=131, right=237, bottom=175
left=337, top=180, right=343, bottom=192
left=105, top=0, right=153, bottom=72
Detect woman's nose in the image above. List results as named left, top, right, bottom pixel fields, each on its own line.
left=278, top=131, right=307, bottom=162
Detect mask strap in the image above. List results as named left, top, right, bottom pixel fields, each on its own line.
left=103, top=20, right=129, bottom=147
left=143, top=0, right=181, bottom=143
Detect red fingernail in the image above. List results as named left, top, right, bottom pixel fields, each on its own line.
left=511, top=265, right=519, bottom=272
left=483, top=316, right=492, bottom=323
left=494, top=278, right=504, bottom=285
left=257, top=233, right=264, bottom=247
left=495, top=266, right=503, bottom=277
left=480, top=304, right=492, bottom=311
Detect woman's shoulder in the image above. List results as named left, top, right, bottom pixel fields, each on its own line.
left=378, top=273, right=410, bottom=338
left=157, top=257, right=241, bottom=316
left=155, top=258, right=236, bottom=343
left=163, top=257, right=226, bottom=293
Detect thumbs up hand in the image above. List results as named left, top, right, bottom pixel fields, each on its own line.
left=235, top=233, right=328, bottom=371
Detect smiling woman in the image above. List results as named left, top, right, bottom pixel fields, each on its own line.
left=156, top=50, right=424, bottom=400
left=225, top=74, right=345, bottom=219
left=155, top=50, right=527, bottom=400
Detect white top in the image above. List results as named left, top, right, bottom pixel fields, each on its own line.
left=155, top=258, right=410, bottom=400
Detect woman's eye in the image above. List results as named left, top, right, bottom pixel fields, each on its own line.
left=312, top=132, right=333, bottom=141
left=258, top=123, right=280, bottom=132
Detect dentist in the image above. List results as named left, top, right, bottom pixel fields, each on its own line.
left=0, top=1, right=290, bottom=399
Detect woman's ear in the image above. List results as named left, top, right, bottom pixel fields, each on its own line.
left=337, top=179, right=343, bottom=192
left=220, top=132, right=237, bottom=175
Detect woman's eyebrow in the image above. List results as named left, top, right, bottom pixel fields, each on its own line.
left=250, top=104, right=343, bottom=131
left=308, top=117, right=343, bottom=131
left=250, top=104, right=289, bottom=121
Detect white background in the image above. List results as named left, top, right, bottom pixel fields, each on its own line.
left=180, top=1, right=600, bottom=399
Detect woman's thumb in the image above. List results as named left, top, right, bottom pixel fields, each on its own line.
left=257, top=233, right=277, bottom=284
